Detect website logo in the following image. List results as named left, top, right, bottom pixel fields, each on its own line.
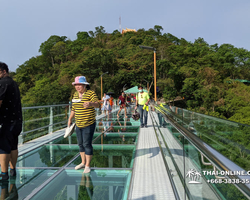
left=186, top=169, right=202, bottom=184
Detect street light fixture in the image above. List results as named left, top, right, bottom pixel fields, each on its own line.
left=139, top=45, right=156, bottom=51
left=139, top=45, right=157, bottom=101
left=101, top=72, right=108, bottom=99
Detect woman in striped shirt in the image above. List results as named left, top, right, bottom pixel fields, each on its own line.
left=68, top=76, right=101, bottom=173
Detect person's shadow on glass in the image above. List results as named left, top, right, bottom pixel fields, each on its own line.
left=0, top=177, right=18, bottom=200
left=78, top=173, right=94, bottom=200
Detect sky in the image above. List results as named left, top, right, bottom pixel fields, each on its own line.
left=1, top=0, right=250, bottom=72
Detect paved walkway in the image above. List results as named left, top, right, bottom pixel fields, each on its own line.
left=129, top=111, right=176, bottom=200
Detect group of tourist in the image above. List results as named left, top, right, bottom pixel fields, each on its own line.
left=0, top=61, right=151, bottom=180
left=101, top=90, right=134, bottom=119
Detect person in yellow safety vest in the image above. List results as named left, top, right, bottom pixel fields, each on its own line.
left=135, top=85, right=150, bottom=128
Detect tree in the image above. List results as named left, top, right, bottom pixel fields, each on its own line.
left=12, top=25, right=250, bottom=127
left=153, top=25, right=163, bottom=36
left=39, top=35, right=67, bottom=66
left=50, top=41, right=66, bottom=64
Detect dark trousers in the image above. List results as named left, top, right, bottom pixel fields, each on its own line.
left=76, top=122, right=96, bottom=155
left=138, top=105, right=148, bottom=126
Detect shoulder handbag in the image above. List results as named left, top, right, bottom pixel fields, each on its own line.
left=132, top=110, right=140, bottom=121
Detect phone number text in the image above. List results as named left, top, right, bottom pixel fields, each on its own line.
left=207, top=179, right=250, bottom=184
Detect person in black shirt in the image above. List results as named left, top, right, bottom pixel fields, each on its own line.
left=0, top=62, right=22, bottom=181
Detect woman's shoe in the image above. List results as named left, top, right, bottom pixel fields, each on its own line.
left=75, top=163, right=85, bottom=170
left=83, top=167, right=91, bottom=173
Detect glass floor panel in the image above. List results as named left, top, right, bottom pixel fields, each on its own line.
left=0, top=112, right=138, bottom=199
left=31, top=169, right=132, bottom=200
left=0, top=169, right=56, bottom=200
left=99, top=118, right=140, bottom=126
left=16, top=145, right=79, bottom=167
left=92, top=133, right=138, bottom=145
left=95, top=126, right=139, bottom=133
left=102, top=116, right=134, bottom=122
left=97, top=120, right=134, bottom=126
left=68, top=145, right=135, bottom=168
left=52, top=134, right=79, bottom=144
left=53, top=132, right=138, bottom=145
left=108, top=112, right=133, bottom=117
left=52, top=133, right=103, bottom=144
left=97, top=117, right=133, bottom=122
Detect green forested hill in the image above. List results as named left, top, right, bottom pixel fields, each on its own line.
left=13, top=25, right=250, bottom=124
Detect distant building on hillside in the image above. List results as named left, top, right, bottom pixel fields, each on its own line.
left=122, top=28, right=137, bottom=34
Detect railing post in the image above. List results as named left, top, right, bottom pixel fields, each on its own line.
left=50, top=142, right=55, bottom=163
left=21, top=109, right=25, bottom=144
left=68, top=103, right=71, bottom=119
left=49, top=106, right=53, bottom=134
left=18, top=121, right=24, bottom=145
left=19, top=134, right=24, bottom=145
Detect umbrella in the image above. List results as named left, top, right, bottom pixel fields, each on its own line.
left=107, top=92, right=115, bottom=95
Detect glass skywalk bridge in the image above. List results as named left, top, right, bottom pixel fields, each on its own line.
left=1, top=103, right=250, bottom=199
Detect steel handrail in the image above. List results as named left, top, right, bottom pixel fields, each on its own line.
left=171, top=105, right=250, bottom=127
left=22, top=104, right=69, bottom=110
left=21, top=120, right=67, bottom=135
left=153, top=103, right=250, bottom=199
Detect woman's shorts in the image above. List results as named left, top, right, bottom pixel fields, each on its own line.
left=0, top=122, right=22, bottom=154
left=102, top=105, right=111, bottom=111
left=120, top=104, right=125, bottom=109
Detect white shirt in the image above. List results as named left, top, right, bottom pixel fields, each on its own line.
left=102, top=95, right=110, bottom=105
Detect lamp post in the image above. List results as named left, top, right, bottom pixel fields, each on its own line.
left=139, top=45, right=157, bottom=101
left=101, top=72, right=108, bottom=99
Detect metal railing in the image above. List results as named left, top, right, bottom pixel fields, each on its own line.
left=151, top=103, right=250, bottom=200
left=19, top=104, right=70, bottom=145
left=19, top=103, right=120, bottom=145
